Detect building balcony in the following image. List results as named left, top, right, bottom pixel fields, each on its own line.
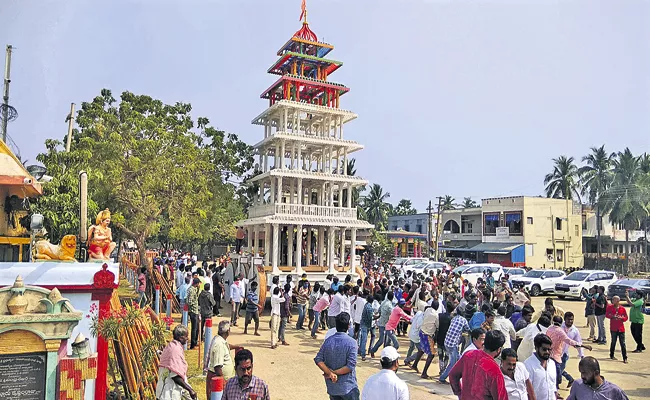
left=249, top=169, right=368, bottom=186
left=248, top=203, right=359, bottom=220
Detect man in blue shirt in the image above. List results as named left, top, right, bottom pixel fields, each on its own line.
left=314, top=312, right=359, bottom=400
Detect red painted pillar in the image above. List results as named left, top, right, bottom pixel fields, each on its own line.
left=92, top=264, right=118, bottom=400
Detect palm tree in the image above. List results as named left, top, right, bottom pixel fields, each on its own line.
left=639, top=153, right=650, bottom=175
left=361, top=184, right=391, bottom=230
left=341, top=158, right=361, bottom=207
left=579, top=146, right=614, bottom=262
left=600, top=148, right=649, bottom=273
left=460, top=197, right=478, bottom=208
left=441, top=195, right=456, bottom=210
left=544, top=156, right=581, bottom=200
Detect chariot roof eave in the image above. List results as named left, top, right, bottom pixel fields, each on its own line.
left=248, top=169, right=368, bottom=186
left=237, top=215, right=374, bottom=229
left=252, top=132, right=364, bottom=153
left=251, top=100, right=358, bottom=125
left=277, top=36, right=334, bottom=58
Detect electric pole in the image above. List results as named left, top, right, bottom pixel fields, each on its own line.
left=65, top=103, right=75, bottom=152
left=1, top=45, right=13, bottom=143
left=434, top=196, right=443, bottom=261
left=427, top=200, right=434, bottom=258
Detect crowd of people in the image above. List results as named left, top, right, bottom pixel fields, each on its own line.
left=152, top=251, right=639, bottom=400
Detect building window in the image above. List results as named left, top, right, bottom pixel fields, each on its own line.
left=575, top=225, right=579, bottom=236
left=416, top=225, right=423, bottom=234
left=443, top=220, right=460, bottom=234
left=546, top=248, right=554, bottom=261
left=556, top=217, right=562, bottom=230
left=527, top=217, right=533, bottom=224
left=404, top=225, right=410, bottom=232
left=505, top=212, right=522, bottom=235
left=556, top=249, right=564, bottom=262
left=484, top=213, right=499, bottom=235
left=391, top=226, right=397, bottom=231
left=461, top=216, right=473, bottom=233
left=582, top=214, right=587, bottom=230
left=597, top=216, right=603, bottom=231
left=526, top=244, right=534, bottom=256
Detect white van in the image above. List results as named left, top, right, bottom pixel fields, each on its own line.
left=460, top=264, right=504, bottom=286
left=554, top=270, right=618, bottom=300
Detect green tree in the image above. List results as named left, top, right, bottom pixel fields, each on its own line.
left=367, top=229, right=393, bottom=260
left=544, top=156, right=581, bottom=200
left=460, top=197, right=478, bottom=208
left=578, top=145, right=614, bottom=260
left=361, top=184, right=391, bottom=230
left=32, top=140, right=100, bottom=242
left=393, top=199, right=418, bottom=216
left=441, top=195, right=456, bottom=210
left=36, top=89, right=251, bottom=262
left=341, top=158, right=362, bottom=208
left=600, top=148, right=649, bottom=272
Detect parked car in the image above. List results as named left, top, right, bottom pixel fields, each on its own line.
left=607, top=279, right=650, bottom=303
left=394, top=257, right=429, bottom=271
left=452, top=265, right=473, bottom=275
left=503, top=267, right=526, bottom=280
left=511, top=269, right=566, bottom=297
left=554, top=270, right=618, bottom=300
left=460, top=264, right=504, bottom=286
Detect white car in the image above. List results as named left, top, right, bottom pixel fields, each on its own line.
left=511, top=269, right=566, bottom=297
left=460, top=264, right=504, bottom=286
left=408, top=261, right=449, bottom=275
left=394, top=257, right=429, bottom=271
left=503, top=267, right=526, bottom=281
left=554, top=270, right=618, bottom=300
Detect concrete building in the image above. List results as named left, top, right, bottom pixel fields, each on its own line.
left=439, top=196, right=584, bottom=269
left=387, top=213, right=430, bottom=235
left=582, top=206, right=646, bottom=255
left=0, top=139, right=42, bottom=261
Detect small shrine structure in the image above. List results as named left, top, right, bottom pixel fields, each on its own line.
left=239, top=6, right=373, bottom=279
left=0, top=261, right=118, bottom=399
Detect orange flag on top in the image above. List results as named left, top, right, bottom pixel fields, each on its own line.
left=300, top=0, right=307, bottom=21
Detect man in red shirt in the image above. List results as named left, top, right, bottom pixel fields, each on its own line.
left=605, top=295, right=629, bottom=363
left=449, top=330, right=508, bottom=400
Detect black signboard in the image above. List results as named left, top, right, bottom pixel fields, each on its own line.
left=0, top=352, right=46, bottom=400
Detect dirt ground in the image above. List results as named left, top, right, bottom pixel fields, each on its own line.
left=184, top=296, right=650, bottom=400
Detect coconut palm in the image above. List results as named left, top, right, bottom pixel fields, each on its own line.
left=544, top=156, right=581, bottom=200
left=460, top=197, right=478, bottom=208
left=579, top=145, right=614, bottom=261
left=341, top=158, right=361, bottom=207
left=600, top=148, right=649, bottom=273
left=361, top=184, right=391, bottom=230
left=441, top=195, right=456, bottom=210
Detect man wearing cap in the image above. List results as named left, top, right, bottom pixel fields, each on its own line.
left=362, top=346, right=409, bottom=400
left=186, top=277, right=201, bottom=349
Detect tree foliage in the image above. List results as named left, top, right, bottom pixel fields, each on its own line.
left=360, top=184, right=391, bottom=230
left=33, top=89, right=253, bottom=258
left=544, top=156, right=581, bottom=200
left=392, top=199, right=418, bottom=216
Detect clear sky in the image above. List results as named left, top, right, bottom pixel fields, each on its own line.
left=2, top=0, right=648, bottom=211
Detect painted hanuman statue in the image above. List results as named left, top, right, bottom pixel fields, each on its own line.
left=88, top=208, right=117, bottom=260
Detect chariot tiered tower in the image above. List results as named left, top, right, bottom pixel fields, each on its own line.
left=239, top=7, right=373, bottom=277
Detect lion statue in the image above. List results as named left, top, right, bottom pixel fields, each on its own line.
left=35, top=235, right=77, bottom=261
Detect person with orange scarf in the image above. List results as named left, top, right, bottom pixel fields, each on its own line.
left=156, top=325, right=197, bottom=399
